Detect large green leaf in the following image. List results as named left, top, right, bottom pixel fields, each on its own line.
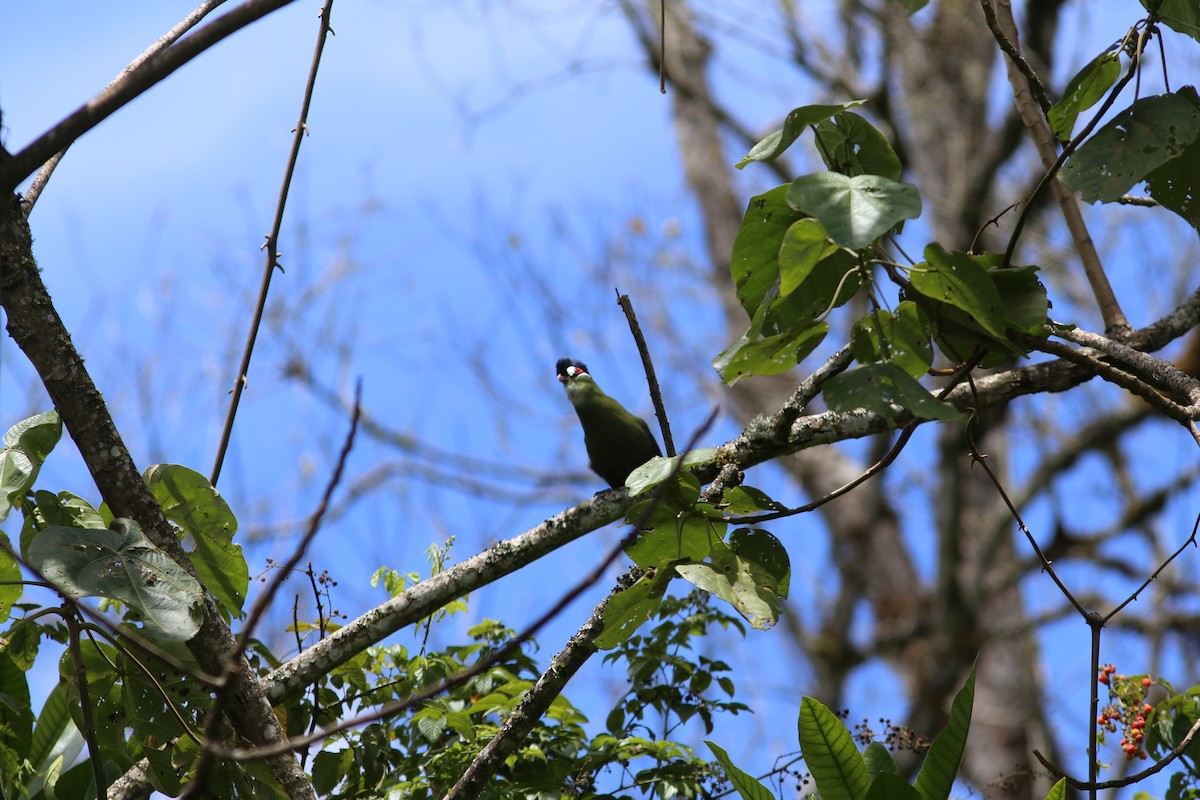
left=867, top=773, right=922, bottom=800
left=0, top=410, right=61, bottom=524
left=786, top=173, right=921, bottom=249
left=1061, top=93, right=1200, bottom=202
left=736, top=100, right=866, bottom=168
left=676, top=529, right=789, bottom=630
left=624, top=476, right=718, bottom=568
left=706, top=740, right=774, bottom=800
left=145, top=464, right=247, bottom=615
left=913, top=660, right=976, bottom=800
left=29, top=519, right=204, bottom=642
left=1047, top=51, right=1121, bottom=141
left=1142, top=0, right=1200, bottom=43
left=714, top=321, right=829, bottom=385
left=824, top=363, right=960, bottom=421
left=1146, top=87, right=1200, bottom=234
left=28, top=682, right=78, bottom=782
left=731, top=185, right=806, bottom=317
left=798, top=696, right=870, bottom=800
left=814, top=112, right=903, bottom=180
left=909, top=245, right=1006, bottom=341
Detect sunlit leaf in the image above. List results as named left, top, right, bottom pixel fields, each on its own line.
left=29, top=519, right=204, bottom=641
left=786, top=173, right=921, bottom=249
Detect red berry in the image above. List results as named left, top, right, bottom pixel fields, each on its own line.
left=1142, top=677, right=1153, bottom=687
left=1099, top=674, right=1110, bottom=685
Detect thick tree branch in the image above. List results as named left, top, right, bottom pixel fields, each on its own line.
left=0, top=198, right=313, bottom=798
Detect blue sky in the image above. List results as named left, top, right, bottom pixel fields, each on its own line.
left=4, top=1, right=1200, bottom=796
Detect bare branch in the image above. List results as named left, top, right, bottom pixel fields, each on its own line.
left=1, top=0, right=303, bottom=195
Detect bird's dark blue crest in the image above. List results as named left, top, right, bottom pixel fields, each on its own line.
left=556, top=357, right=588, bottom=379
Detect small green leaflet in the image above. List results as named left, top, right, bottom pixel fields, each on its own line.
left=1047, top=51, right=1121, bottom=141
left=736, top=100, right=866, bottom=169
left=824, top=363, right=960, bottom=421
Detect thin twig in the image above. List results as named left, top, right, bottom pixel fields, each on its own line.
left=1103, top=513, right=1199, bottom=623
left=1035, top=713, right=1200, bottom=791
left=66, top=612, right=108, bottom=800
left=964, top=424, right=1089, bottom=618
left=210, top=0, right=336, bottom=485
left=617, top=289, right=676, bottom=456
left=0, top=0, right=301, bottom=194
left=20, top=0, right=229, bottom=215
left=979, top=0, right=1051, bottom=113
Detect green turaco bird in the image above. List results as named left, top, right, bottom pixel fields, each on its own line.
left=556, top=357, right=662, bottom=488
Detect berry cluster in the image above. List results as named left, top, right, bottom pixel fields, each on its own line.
left=1096, top=664, right=1155, bottom=761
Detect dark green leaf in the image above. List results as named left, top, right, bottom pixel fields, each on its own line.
left=991, top=264, right=1049, bottom=333
left=764, top=249, right=863, bottom=336
left=849, top=301, right=933, bottom=379
left=910, top=245, right=1006, bottom=340
left=798, top=696, right=870, bottom=800
left=720, top=486, right=786, bottom=515
left=1143, top=0, right=1200, bottom=43
left=729, top=527, right=790, bottom=600
left=1146, top=87, right=1200, bottom=234
left=706, top=740, right=774, bottom=800
left=866, top=772, right=922, bottom=800
left=715, top=322, right=829, bottom=385
left=732, top=185, right=806, bottom=317
left=814, top=112, right=903, bottom=180
left=736, top=101, right=866, bottom=168
left=1048, top=51, right=1121, bottom=141
left=780, top=218, right=839, bottom=297
left=786, top=173, right=921, bottom=249
left=914, top=659, right=976, bottom=800
left=29, top=519, right=204, bottom=641
left=29, top=682, right=72, bottom=776
left=1062, top=93, right=1200, bottom=202
left=824, top=363, right=960, bottom=421
left=595, top=568, right=673, bottom=649
left=624, top=477, right=719, bottom=568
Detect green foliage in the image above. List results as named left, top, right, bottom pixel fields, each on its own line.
left=145, top=463, right=248, bottom=615
left=1048, top=50, right=1122, bottom=141
left=30, top=519, right=204, bottom=641
left=1061, top=92, right=1200, bottom=203
left=787, top=664, right=975, bottom=800
left=0, top=410, right=61, bottom=524
left=785, top=173, right=921, bottom=251
left=604, top=478, right=792, bottom=640
left=735, top=101, right=866, bottom=169
left=311, top=597, right=740, bottom=799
